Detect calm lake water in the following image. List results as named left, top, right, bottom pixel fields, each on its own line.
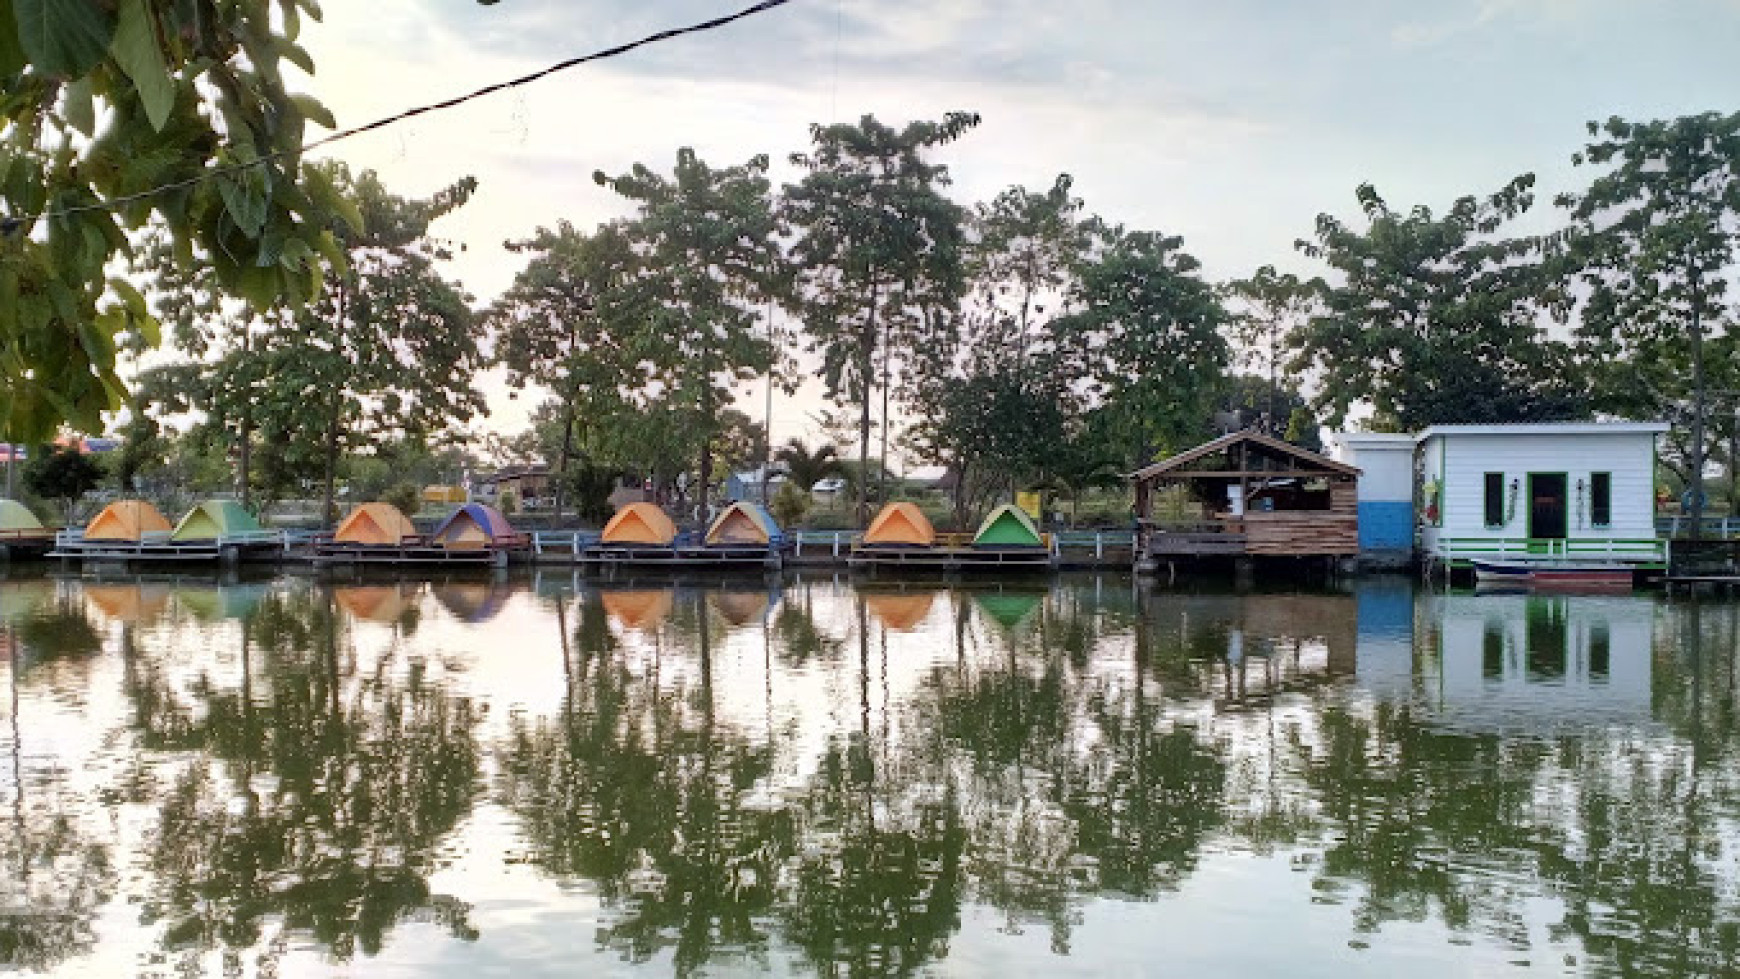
left=2, top=570, right=1737, bottom=978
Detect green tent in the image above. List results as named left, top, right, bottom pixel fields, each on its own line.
left=973, top=503, right=1043, bottom=548
left=0, top=498, right=45, bottom=534
left=172, top=500, right=264, bottom=542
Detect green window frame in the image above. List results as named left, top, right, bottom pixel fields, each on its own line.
left=1483, top=472, right=1505, bottom=528
left=1590, top=472, right=1612, bottom=528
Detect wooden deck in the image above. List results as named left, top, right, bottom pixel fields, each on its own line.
left=574, top=545, right=780, bottom=569
left=50, top=531, right=287, bottom=565
left=848, top=545, right=1054, bottom=572
left=312, top=544, right=512, bottom=567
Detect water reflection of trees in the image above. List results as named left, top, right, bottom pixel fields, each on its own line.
left=126, top=585, right=481, bottom=972
left=1, top=589, right=115, bottom=972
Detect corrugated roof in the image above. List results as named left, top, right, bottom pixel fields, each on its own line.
left=1416, top=421, right=1668, bottom=441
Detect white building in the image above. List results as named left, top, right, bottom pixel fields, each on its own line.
left=1329, top=432, right=1416, bottom=568
left=1417, top=422, right=1667, bottom=567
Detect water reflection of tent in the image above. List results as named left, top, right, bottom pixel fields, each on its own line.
left=864, top=591, right=938, bottom=632
left=334, top=585, right=414, bottom=623
left=705, top=501, right=780, bottom=546
left=710, top=589, right=771, bottom=627
left=176, top=584, right=270, bottom=621
left=0, top=579, right=55, bottom=620
left=973, top=591, right=1042, bottom=631
left=601, top=503, right=677, bottom=546
left=601, top=589, right=673, bottom=631
left=84, top=583, right=173, bottom=623
left=84, top=500, right=172, bottom=541
left=862, top=502, right=935, bottom=547
left=171, top=500, right=263, bottom=542
left=430, top=504, right=520, bottom=550
left=434, top=582, right=513, bottom=623
left=334, top=503, right=421, bottom=546
left=973, top=504, right=1042, bottom=548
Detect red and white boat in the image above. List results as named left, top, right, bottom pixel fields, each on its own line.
left=1471, top=558, right=1635, bottom=590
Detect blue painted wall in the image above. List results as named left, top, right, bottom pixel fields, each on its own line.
left=1359, top=500, right=1414, bottom=551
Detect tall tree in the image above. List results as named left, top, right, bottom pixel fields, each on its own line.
left=1294, top=179, right=1586, bottom=431
left=287, top=164, right=485, bottom=523
left=0, top=0, right=343, bottom=443
left=1224, top=266, right=1325, bottom=434
left=783, top=112, right=979, bottom=524
left=1061, top=226, right=1229, bottom=469
left=490, top=221, right=641, bottom=518
left=1557, top=112, right=1740, bottom=535
left=596, top=149, right=783, bottom=517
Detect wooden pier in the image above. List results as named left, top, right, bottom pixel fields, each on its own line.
left=312, top=542, right=514, bottom=567
left=49, top=530, right=287, bottom=566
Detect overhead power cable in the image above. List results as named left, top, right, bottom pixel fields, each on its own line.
left=22, top=0, right=796, bottom=224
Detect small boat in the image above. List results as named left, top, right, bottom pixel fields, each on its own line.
left=1471, top=558, right=1634, bottom=589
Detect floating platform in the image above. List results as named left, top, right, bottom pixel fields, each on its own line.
left=311, top=542, right=515, bottom=567
left=574, top=545, right=781, bottom=569
left=0, top=530, right=57, bottom=560
left=49, top=531, right=286, bottom=566
left=848, top=544, right=1054, bottom=572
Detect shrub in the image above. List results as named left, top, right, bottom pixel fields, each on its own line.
left=382, top=482, right=422, bottom=518
left=771, top=479, right=810, bottom=528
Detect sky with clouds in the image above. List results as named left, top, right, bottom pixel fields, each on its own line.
left=293, top=0, right=1740, bottom=450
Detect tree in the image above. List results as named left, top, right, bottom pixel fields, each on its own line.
left=783, top=112, right=980, bottom=524
left=490, top=221, right=641, bottom=518
left=23, top=445, right=103, bottom=520
left=1225, top=266, right=1325, bottom=434
left=596, top=149, right=783, bottom=517
left=285, top=164, right=485, bottom=524
left=1294, top=179, right=1586, bottom=431
left=1061, top=226, right=1229, bottom=469
left=775, top=439, right=846, bottom=494
left=0, top=0, right=344, bottom=444
left=1557, top=112, right=1740, bottom=535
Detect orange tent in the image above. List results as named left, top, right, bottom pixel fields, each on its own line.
left=864, top=591, right=937, bottom=632
left=601, top=589, right=673, bottom=631
left=335, top=585, right=412, bottom=623
left=862, top=502, right=935, bottom=547
left=601, top=502, right=677, bottom=546
left=84, top=501, right=172, bottom=542
left=333, top=503, right=420, bottom=546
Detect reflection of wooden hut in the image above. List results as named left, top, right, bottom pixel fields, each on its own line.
left=864, top=591, right=938, bottom=632
left=601, top=589, right=673, bottom=631
left=710, top=589, right=770, bottom=627
left=1131, top=430, right=1360, bottom=570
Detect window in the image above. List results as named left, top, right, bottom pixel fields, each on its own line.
left=1590, top=472, right=1612, bottom=528
left=1484, top=472, right=1505, bottom=527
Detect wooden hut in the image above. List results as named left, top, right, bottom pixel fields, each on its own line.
left=1130, top=430, right=1360, bottom=567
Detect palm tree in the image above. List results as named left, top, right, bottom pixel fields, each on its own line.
left=776, top=439, right=846, bottom=493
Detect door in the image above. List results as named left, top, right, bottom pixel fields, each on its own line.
left=1528, top=473, right=1567, bottom=542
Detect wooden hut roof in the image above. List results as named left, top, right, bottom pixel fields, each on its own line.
left=1129, top=429, right=1360, bottom=484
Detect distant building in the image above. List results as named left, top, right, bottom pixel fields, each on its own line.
left=471, top=464, right=552, bottom=507
left=725, top=466, right=787, bottom=503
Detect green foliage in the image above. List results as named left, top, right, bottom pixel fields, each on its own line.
left=783, top=112, right=979, bottom=520
left=1557, top=111, right=1740, bottom=514
left=775, top=439, right=846, bottom=493
left=595, top=148, right=783, bottom=511
left=566, top=463, right=616, bottom=526
left=1225, top=266, right=1324, bottom=433
left=1293, top=179, right=1586, bottom=430
left=771, top=478, right=809, bottom=528
left=498, top=488, right=518, bottom=516
left=0, top=0, right=341, bottom=443
left=23, top=443, right=102, bottom=517
left=380, top=481, right=421, bottom=519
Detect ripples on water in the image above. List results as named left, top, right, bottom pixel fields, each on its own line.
left=0, top=571, right=1736, bottom=977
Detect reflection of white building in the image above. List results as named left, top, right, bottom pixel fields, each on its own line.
left=1423, top=593, right=1655, bottom=734
left=1354, top=586, right=1659, bottom=734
